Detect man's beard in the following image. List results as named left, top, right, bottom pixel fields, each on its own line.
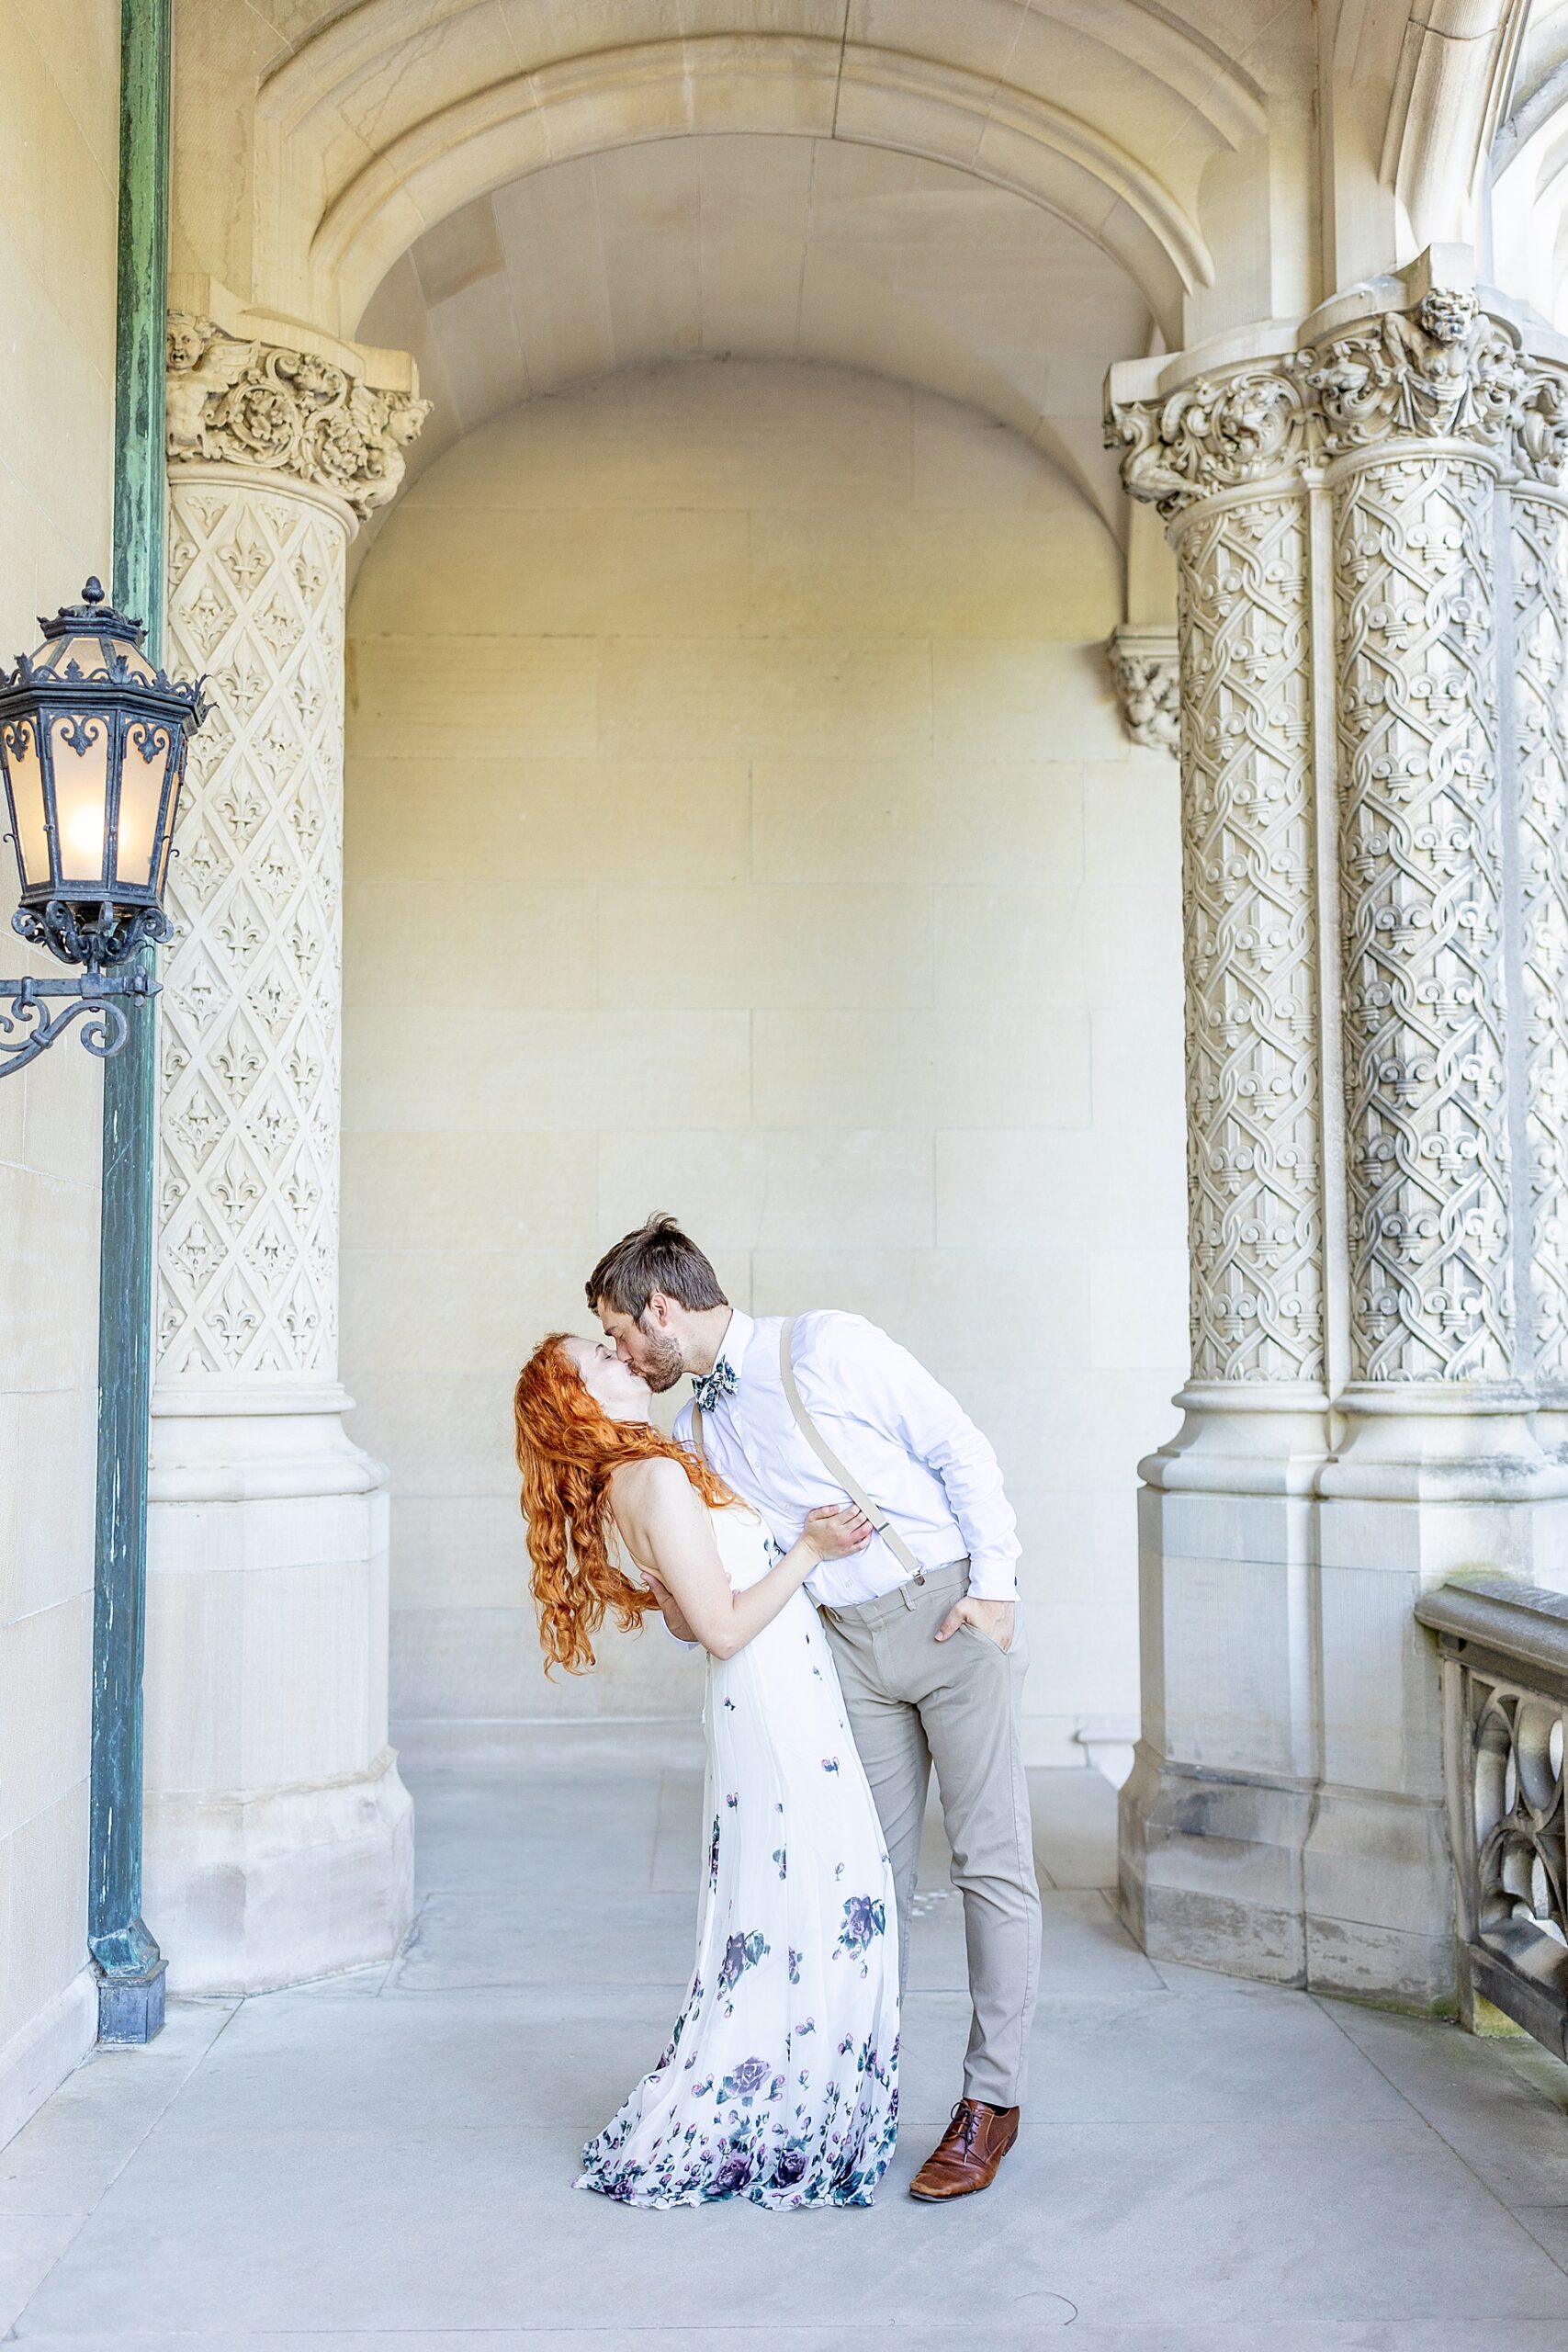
left=637, top=1322, right=687, bottom=1394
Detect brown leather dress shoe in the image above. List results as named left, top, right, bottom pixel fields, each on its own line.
left=908, top=2098, right=1020, bottom=2199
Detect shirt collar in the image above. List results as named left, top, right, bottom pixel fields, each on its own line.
left=712, top=1306, right=755, bottom=1382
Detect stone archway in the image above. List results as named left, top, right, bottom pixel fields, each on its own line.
left=152, top=0, right=1207, bottom=1988
left=335, top=351, right=1187, bottom=1768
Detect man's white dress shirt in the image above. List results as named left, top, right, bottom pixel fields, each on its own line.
left=672, top=1307, right=1019, bottom=1607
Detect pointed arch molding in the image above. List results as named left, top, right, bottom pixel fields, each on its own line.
left=254, top=28, right=1235, bottom=342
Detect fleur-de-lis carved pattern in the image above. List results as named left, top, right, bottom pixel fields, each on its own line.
left=1512, top=487, right=1568, bottom=1396
left=1174, top=492, right=1324, bottom=1382
left=1107, top=304, right=1568, bottom=1408
left=1332, top=452, right=1513, bottom=1381
left=160, top=478, right=348, bottom=1380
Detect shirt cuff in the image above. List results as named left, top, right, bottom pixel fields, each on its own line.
left=964, top=1558, right=1019, bottom=1603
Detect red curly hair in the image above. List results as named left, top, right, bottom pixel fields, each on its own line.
left=514, top=1332, right=739, bottom=1675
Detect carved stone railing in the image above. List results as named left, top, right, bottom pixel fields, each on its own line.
left=1416, top=1578, right=1568, bottom=2054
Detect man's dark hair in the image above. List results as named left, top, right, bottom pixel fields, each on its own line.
left=586, top=1215, right=728, bottom=1320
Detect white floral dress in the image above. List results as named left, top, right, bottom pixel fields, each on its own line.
left=578, top=1503, right=900, bottom=2209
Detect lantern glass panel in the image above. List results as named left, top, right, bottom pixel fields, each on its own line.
left=41, top=631, right=158, bottom=686
left=49, top=710, right=113, bottom=888
left=154, top=752, right=183, bottom=899
left=114, top=718, right=173, bottom=889
left=1, top=718, right=50, bottom=889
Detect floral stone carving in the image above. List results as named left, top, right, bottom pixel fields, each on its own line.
left=166, top=312, right=430, bottom=521
left=1106, top=628, right=1179, bottom=752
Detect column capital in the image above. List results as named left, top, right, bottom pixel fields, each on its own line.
left=1104, top=361, right=1311, bottom=517
left=1108, top=271, right=1568, bottom=508
left=165, top=311, right=431, bottom=525
left=1293, top=286, right=1525, bottom=464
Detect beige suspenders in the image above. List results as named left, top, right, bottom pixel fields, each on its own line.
left=689, top=1318, right=925, bottom=1585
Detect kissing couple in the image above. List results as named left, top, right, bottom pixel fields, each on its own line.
left=513, top=1215, right=1042, bottom=2211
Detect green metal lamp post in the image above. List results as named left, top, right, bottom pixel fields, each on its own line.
left=0, top=0, right=189, bottom=2047
left=85, top=0, right=175, bottom=2048
left=0, top=574, right=204, bottom=2049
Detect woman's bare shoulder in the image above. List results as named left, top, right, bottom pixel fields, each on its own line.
left=608, top=1454, right=699, bottom=1518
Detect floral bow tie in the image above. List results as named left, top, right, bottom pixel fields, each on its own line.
left=692, top=1359, right=739, bottom=1413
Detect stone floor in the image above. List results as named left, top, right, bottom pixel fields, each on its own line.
left=5, top=1754, right=1568, bottom=2348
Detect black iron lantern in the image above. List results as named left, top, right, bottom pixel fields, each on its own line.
left=0, top=580, right=206, bottom=1075
left=0, top=578, right=206, bottom=967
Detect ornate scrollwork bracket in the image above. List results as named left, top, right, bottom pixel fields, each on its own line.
left=13, top=896, right=172, bottom=970
left=1105, top=625, right=1179, bottom=750
left=0, top=961, right=156, bottom=1079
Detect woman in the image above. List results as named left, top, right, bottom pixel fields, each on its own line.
left=514, top=1331, right=900, bottom=2210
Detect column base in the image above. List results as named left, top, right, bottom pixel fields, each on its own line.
left=1120, top=1748, right=1458, bottom=2008
left=1126, top=1391, right=1568, bottom=2010
left=148, top=1747, right=413, bottom=1996
left=1302, top=1782, right=1455, bottom=2010
left=1321, top=1387, right=1568, bottom=1509
left=1119, top=1744, right=1315, bottom=1983
left=145, top=1391, right=413, bottom=1995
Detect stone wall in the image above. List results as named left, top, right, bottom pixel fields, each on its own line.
left=343, top=357, right=1188, bottom=1763
left=0, top=0, right=119, bottom=2143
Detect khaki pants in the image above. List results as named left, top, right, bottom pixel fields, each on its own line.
left=818, top=1562, right=1041, bottom=2108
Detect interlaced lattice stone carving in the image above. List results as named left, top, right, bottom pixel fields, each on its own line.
left=1331, top=450, right=1513, bottom=1382
left=1512, top=487, right=1568, bottom=1397
left=159, top=478, right=348, bottom=1381
left=1174, top=492, right=1324, bottom=1383
left=1104, top=290, right=1568, bottom=1402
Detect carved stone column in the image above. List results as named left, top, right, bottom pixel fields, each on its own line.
left=1508, top=374, right=1568, bottom=1450
left=1292, top=285, right=1568, bottom=2004
left=144, top=313, right=428, bottom=1991
left=1106, top=364, right=1333, bottom=1981
left=1302, top=292, right=1536, bottom=1471
left=1108, top=263, right=1568, bottom=2009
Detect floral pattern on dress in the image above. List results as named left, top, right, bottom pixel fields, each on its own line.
left=576, top=1504, right=899, bottom=2211
left=837, top=1894, right=886, bottom=1965
left=719, top=1929, right=770, bottom=2007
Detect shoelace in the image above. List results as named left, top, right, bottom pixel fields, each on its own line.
left=945, top=2099, right=984, bottom=2156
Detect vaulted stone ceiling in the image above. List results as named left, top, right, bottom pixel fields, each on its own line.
left=186, top=0, right=1280, bottom=347
left=183, top=0, right=1568, bottom=356
left=354, top=132, right=1151, bottom=537
left=173, top=0, right=1568, bottom=580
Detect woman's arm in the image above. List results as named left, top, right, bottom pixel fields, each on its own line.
left=613, top=1461, right=869, bottom=1661
left=643, top=1570, right=699, bottom=1648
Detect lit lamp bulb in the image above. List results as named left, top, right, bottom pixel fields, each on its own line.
left=62, top=802, right=107, bottom=866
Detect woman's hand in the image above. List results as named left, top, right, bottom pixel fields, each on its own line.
left=644, top=1569, right=699, bottom=1647
left=803, top=1504, right=874, bottom=1561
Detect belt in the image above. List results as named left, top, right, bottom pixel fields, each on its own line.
left=818, top=1557, right=969, bottom=1627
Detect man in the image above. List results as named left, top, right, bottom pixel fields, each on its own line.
left=587, top=1214, right=1041, bottom=2202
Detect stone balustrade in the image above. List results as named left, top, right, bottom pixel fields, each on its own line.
left=1416, top=1577, right=1568, bottom=2058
